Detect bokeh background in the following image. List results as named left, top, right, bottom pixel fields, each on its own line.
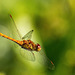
left=0, top=0, right=75, bottom=75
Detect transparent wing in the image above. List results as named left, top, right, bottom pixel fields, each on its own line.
left=20, top=48, right=35, bottom=61
left=22, top=30, right=33, bottom=40
left=9, top=14, right=22, bottom=40
left=9, top=14, right=22, bottom=48
left=34, top=50, right=55, bottom=70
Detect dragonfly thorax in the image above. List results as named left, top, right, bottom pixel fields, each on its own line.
left=21, top=40, right=41, bottom=51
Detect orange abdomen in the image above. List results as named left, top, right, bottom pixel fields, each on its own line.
left=0, top=33, right=22, bottom=45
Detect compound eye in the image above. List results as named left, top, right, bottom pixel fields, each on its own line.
left=36, top=44, right=41, bottom=51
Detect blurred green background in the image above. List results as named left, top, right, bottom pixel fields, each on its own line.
left=0, top=0, right=75, bottom=75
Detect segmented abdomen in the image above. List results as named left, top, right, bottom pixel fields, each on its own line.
left=0, top=33, right=22, bottom=45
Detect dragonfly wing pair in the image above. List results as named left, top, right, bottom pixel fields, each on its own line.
left=9, top=15, right=55, bottom=70
left=20, top=30, right=35, bottom=61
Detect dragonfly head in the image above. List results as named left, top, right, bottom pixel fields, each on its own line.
left=36, top=44, right=41, bottom=51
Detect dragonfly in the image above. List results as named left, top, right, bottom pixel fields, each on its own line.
left=0, top=14, right=55, bottom=70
